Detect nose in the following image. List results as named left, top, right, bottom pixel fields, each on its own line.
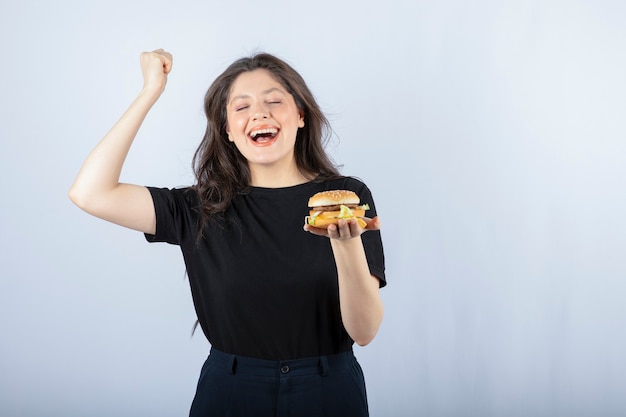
left=251, top=103, right=269, bottom=120
left=252, top=111, right=268, bottom=120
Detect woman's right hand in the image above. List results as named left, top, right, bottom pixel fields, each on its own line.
left=140, top=48, right=173, bottom=94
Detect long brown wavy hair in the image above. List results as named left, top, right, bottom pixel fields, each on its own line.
left=191, top=53, right=341, bottom=226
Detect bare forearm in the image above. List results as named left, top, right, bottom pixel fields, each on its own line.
left=69, top=87, right=160, bottom=205
left=331, top=237, right=384, bottom=346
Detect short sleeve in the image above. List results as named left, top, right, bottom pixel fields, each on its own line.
left=144, top=187, right=199, bottom=246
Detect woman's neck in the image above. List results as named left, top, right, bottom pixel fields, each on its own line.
left=249, top=163, right=313, bottom=188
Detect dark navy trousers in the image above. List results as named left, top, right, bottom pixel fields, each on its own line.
left=189, top=347, right=369, bottom=417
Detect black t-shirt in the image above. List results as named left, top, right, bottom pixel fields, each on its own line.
left=145, top=177, right=385, bottom=360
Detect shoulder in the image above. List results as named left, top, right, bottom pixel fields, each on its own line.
left=317, top=176, right=372, bottom=197
left=143, top=186, right=201, bottom=245
left=146, top=186, right=202, bottom=220
left=314, top=175, right=366, bottom=189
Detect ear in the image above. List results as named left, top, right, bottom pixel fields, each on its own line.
left=226, top=126, right=234, bottom=142
left=298, top=112, right=305, bottom=128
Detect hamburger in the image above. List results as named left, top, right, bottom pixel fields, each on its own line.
left=306, top=190, right=370, bottom=229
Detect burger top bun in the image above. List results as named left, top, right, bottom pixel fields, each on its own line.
left=308, top=190, right=360, bottom=207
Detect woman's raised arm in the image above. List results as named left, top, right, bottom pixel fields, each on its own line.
left=68, top=49, right=173, bottom=235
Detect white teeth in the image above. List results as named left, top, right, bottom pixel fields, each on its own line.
left=250, top=128, right=278, bottom=138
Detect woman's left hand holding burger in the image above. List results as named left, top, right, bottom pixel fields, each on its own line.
left=304, top=217, right=381, bottom=240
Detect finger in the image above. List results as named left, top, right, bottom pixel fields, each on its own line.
left=365, top=216, right=381, bottom=231
left=154, top=51, right=173, bottom=74
left=160, top=51, right=173, bottom=74
left=327, top=223, right=340, bottom=239
left=163, top=60, right=173, bottom=74
left=348, top=218, right=363, bottom=236
left=336, top=219, right=352, bottom=239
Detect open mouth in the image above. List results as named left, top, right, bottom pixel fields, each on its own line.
left=249, top=127, right=279, bottom=145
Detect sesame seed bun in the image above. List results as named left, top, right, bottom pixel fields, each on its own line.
left=308, top=190, right=360, bottom=208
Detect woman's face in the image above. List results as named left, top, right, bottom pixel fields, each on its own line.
left=226, top=69, right=305, bottom=175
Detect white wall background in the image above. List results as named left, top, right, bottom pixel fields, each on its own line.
left=1, top=0, right=625, bottom=416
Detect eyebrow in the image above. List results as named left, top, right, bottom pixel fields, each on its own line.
left=229, top=87, right=286, bottom=105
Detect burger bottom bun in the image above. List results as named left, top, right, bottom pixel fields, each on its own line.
left=306, top=216, right=367, bottom=229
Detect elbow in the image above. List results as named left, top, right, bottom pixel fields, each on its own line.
left=68, top=185, right=80, bottom=206
left=68, top=183, right=97, bottom=212
left=353, top=330, right=378, bottom=347
left=346, top=304, right=384, bottom=347
left=68, top=184, right=86, bottom=209
left=351, top=323, right=382, bottom=347
left=354, top=337, right=374, bottom=347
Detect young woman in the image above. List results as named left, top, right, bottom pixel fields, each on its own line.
left=69, top=49, right=386, bottom=417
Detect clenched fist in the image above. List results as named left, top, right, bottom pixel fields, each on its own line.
left=140, top=48, right=173, bottom=94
